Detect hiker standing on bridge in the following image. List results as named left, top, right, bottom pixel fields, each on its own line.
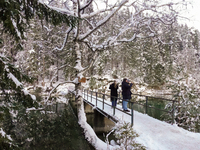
left=109, top=80, right=118, bottom=108
left=122, top=78, right=133, bottom=112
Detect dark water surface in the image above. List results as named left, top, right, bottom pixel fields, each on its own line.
left=29, top=103, right=94, bottom=150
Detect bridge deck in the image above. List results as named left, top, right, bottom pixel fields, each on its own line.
left=83, top=92, right=200, bottom=150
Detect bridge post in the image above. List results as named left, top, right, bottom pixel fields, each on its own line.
left=56, top=102, right=58, bottom=113
left=102, top=94, right=105, bottom=110
left=96, top=92, right=97, bottom=106
left=83, top=89, right=85, bottom=99
left=85, top=89, right=86, bottom=99
left=172, top=100, right=175, bottom=124
left=146, top=96, right=148, bottom=114
left=91, top=91, right=93, bottom=102
left=87, top=90, right=88, bottom=101
left=131, top=102, right=134, bottom=126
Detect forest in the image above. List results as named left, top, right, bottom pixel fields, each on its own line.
left=0, top=0, right=200, bottom=149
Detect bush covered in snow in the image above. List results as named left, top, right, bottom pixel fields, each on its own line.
left=112, top=121, right=146, bottom=150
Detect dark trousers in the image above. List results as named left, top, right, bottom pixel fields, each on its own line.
left=111, top=97, right=117, bottom=107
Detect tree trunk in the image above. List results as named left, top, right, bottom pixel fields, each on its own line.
left=73, top=42, right=107, bottom=149
left=74, top=42, right=83, bottom=107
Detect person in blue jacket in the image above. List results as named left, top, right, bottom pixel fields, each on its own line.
left=121, top=78, right=133, bottom=112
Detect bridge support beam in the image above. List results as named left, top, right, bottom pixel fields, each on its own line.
left=84, top=102, right=115, bottom=133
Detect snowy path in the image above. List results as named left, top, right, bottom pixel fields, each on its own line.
left=133, top=111, right=200, bottom=150
left=83, top=93, right=200, bottom=150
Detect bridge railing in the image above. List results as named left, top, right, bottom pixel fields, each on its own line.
left=83, top=89, right=177, bottom=126
left=83, top=89, right=134, bottom=125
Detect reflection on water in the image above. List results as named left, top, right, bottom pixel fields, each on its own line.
left=131, top=98, right=169, bottom=121
left=29, top=103, right=94, bottom=150
left=45, top=103, right=67, bottom=113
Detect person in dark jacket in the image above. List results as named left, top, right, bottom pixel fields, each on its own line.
left=109, top=80, right=118, bottom=107
left=122, top=78, right=133, bottom=112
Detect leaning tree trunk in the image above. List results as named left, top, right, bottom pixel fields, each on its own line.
left=73, top=42, right=109, bottom=149
left=75, top=81, right=108, bottom=149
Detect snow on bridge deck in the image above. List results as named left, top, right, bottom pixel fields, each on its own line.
left=83, top=92, right=200, bottom=150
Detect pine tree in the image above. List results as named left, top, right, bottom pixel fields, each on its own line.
left=0, top=0, right=77, bottom=41
left=0, top=54, right=39, bottom=148
left=165, top=78, right=200, bottom=132
left=0, top=0, right=78, bottom=148
left=112, top=121, right=146, bottom=150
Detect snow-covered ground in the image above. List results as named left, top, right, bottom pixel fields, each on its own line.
left=82, top=92, right=200, bottom=150
left=134, top=111, right=200, bottom=150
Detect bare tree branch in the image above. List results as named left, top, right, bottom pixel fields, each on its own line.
left=80, top=0, right=93, bottom=12
left=79, top=0, right=129, bottom=41
left=53, top=26, right=73, bottom=51
left=46, top=80, right=75, bottom=102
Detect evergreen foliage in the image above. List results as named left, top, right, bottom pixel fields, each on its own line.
left=0, top=0, right=78, bottom=40
left=165, top=78, right=200, bottom=132
left=112, top=121, right=146, bottom=150
left=89, top=77, right=96, bottom=91
left=0, top=54, right=39, bottom=148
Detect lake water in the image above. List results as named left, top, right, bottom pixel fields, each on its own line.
left=29, top=103, right=95, bottom=150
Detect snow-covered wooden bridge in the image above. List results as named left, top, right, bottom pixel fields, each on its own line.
left=83, top=89, right=176, bottom=126
left=83, top=89, right=134, bottom=124
left=83, top=90, right=200, bottom=150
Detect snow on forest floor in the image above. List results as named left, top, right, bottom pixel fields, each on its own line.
left=82, top=93, right=200, bottom=150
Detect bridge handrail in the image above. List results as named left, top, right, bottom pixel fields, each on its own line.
left=83, top=89, right=177, bottom=126
left=92, top=91, right=177, bottom=115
